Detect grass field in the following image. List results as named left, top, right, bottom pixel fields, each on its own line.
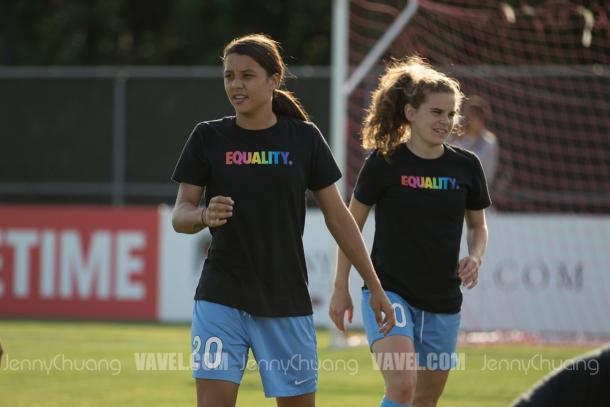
left=0, top=321, right=597, bottom=406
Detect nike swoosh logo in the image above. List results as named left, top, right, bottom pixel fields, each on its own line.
left=294, top=377, right=315, bottom=385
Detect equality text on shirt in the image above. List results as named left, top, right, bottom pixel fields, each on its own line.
left=400, top=175, right=459, bottom=190
left=225, top=151, right=293, bottom=166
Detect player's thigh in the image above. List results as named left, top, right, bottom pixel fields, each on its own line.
left=196, top=378, right=239, bottom=407
left=276, top=392, right=315, bottom=407
left=363, top=289, right=417, bottom=391
left=372, top=335, right=418, bottom=395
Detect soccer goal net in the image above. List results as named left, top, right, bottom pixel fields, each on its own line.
left=328, top=0, right=610, bottom=342
left=339, top=0, right=610, bottom=213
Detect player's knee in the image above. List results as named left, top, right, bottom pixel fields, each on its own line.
left=385, top=371, right=416, bottom=404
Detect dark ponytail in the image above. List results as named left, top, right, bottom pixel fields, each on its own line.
left=272, top=89, right=309, bottom=121
left=223, top=34, right=310, bottom=121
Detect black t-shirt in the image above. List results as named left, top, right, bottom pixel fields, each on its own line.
left=512, top=345, right=610, bottom=407
left=171, top=115, right=341, bottom=317
left=354, top=143, right=491, bottom=313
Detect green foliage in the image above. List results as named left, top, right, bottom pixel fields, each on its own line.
left=0, top=0, right=331, bottom=65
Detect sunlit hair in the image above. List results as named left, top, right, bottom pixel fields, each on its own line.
left=362, top=56, right=463, bottom=156
left=223, top=34, right=309, bottom=121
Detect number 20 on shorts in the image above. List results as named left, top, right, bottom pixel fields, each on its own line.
left=192, top=335, right=224, bottom=370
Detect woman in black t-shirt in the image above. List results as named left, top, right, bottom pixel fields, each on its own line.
left=171, top=34, right=395, bottom=407
left=329, top=57, right=491, bottom=407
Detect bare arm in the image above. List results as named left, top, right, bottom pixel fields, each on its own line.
left=458, top=209, right=488, bottom=289
left=328, top=197, right=372, bottom=331
left=171, top=182, right=233, bottom=234
left=334, top=197, right=372, bottom=290
left=313, top=184, right=395, bottom=334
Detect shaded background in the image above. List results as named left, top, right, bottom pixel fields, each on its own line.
left=1, top=0, right=609, bottom=211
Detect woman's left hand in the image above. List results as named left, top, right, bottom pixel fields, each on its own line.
left=458, top=255, right=481, bottom=289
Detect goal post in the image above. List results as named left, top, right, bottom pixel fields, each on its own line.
left=329, top=0, right=420, bottom=346
left=331, top=0, right=419, bottom=199
left=326, top=0, right=610, bottom=345
left=332, top=0, right=610, bottom=212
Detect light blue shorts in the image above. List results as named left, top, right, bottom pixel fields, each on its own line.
left=362, top=289, right=461, bottom=370
left=191, top=300, right=317, bottom=397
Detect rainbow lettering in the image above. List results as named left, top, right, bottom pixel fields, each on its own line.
left=401, top=175, right=458, bottom=190
left=225, top=151, right=292, bottom=166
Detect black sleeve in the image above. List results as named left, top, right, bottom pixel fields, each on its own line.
left=171, top=124, right=211, bottom=187
left=466, top=153, right=492, bottom=210
left=353, top=151, right=384, bottom=206
left=307, top=124, right=342, bottom=191
left=511, top=346, right=610, bottom=407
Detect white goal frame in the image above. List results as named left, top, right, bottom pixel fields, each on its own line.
left=330, top=0, right=419, bottom=198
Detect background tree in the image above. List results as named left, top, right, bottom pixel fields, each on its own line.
left=0, top=0, right=331, bottom=65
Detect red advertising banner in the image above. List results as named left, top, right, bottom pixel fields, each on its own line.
left=0, top=206, right=159, bottom=320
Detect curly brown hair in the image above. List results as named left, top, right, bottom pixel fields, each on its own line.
left=362, top=56, right=463, bottom=156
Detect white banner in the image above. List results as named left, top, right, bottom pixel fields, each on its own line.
left=159, top=208, right=610, bottom=335
left=158, top=206, right=209, bottom=322
left=460, top=214, right=610, bottom=334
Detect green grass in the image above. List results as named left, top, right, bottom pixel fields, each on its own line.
left=0, top=320, right=596, bottom=406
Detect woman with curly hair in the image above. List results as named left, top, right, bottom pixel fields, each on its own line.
left=330, top=56, right=491, bottom=407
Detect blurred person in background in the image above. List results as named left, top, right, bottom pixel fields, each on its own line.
left=329, top=57, right=490, bottom=407
left=171, top=34, right=395, bottom=407
left=450, top=95, right=498, bottom=187
left=511, top=344, right=610, bottom=406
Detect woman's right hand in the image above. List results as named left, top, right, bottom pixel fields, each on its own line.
left=329, top=286, right=353, bottom=332
left=203, top=196, right=234, bottom=228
